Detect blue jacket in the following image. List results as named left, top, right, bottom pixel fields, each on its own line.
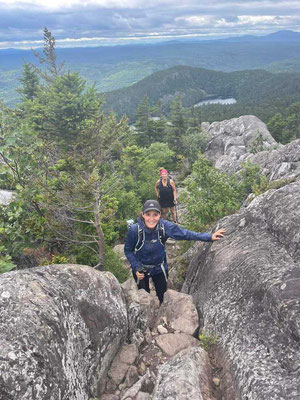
left=124, top=218, right=212, bottom=276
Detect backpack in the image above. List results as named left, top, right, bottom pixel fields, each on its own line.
left=126, top=219, right=166, bottom=253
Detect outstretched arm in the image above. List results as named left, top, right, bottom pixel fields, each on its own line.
left=163, top=220, right=226, bottom=242
left=163, top=220, right=212, bottom=241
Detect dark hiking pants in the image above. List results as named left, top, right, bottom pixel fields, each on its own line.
left=133, top=271, right=168, bottom=304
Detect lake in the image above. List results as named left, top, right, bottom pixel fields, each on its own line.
left=194, top=97, right=237, bottom=107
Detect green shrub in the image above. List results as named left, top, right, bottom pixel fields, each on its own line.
left=0, top=245, right=15, bottom=274
left=51, top=254, right=70, bottom=264
left=253, top=176, right=296, bottom=196
left=104, top=247, right=129, bottom=283
left=198, top=330, right=218, bottom=351
left=182, top=153, right=240, bottom=231
left=249, top=132, right=268, bottom=154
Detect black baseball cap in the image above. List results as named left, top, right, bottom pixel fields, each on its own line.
left=142, top=200, right=161, bottom=213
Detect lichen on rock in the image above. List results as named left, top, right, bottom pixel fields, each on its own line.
left=0, top=264, right=128, bottom=400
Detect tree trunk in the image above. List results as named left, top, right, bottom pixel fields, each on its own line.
left=93, top=200, right=105, bottom=270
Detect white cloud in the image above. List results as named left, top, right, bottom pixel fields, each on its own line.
left=0, top=0, right=177, bottom=10
left=237, top=15, right=279, bottom=25
left=0, top=0, right=299, bottom=48
left=173, top=12, right=300, bottom=30
left=175, top=15, right=212, bottom=27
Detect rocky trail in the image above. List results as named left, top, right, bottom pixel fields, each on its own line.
left=100, top=284, right=227, bottom=400
left=1, top=115, right=300, bottom=400
left=99, top=235, right=235, bottom=400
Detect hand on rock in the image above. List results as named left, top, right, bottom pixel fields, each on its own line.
left=212, top=229, right=226, bottom=241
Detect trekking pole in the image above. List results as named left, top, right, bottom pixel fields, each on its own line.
left=175, top=204, right=179, bottom=224
left=136, top=267, right=145, bottom=286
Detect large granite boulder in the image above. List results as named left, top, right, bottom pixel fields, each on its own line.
left=182, top=180, right=300, bottom=399
left=154, top=289, right=199, bottom=336
left=202, top=115, right=300, bottom=182
left=216, top=138, right=300, bottom=180
left=152, top=347, right=213, bottom=400
left=0, top=264, right=128, bottom=400
left=202, top=115, right=277, bottom=165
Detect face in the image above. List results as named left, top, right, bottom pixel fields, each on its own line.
left=142, top=210, right=161, bottom=229
left=161, top=173, right=168, bottom=180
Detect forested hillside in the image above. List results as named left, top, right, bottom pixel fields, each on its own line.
left=103, top=66, right=300, bottom=121
left=1, top=30, right=300, bottom=106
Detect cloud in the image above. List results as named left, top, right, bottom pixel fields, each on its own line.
left=0, top=0, right=299, bottom=49
left=175, top=15, right=213, bottom=27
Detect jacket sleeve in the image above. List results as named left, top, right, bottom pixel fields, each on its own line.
left=163, top=220, right=212, bottom=242
left=124, top=225, right=142, bottom=273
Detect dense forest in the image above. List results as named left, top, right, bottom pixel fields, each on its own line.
left=103, top=66, right=300, bottom=122
left=1, top=29, right=300, bottom=107
left=0, top=29, right=299, bottom=280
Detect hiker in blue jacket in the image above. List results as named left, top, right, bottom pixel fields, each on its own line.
left=124, top=199, right=225, bottom=303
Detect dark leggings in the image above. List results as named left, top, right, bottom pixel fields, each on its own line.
left=133, top=271, right=168, bottom=304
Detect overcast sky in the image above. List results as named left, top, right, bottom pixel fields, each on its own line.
left=0, top=0, right=299, bottom=49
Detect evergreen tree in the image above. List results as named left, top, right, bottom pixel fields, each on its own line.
left=267, top=102, right=300, bottom=143
left=286, top=102, right=300, bottom=139
left=32, top=27, right=65, bottom=83
left=17, top=63, right=40, bottom=101
left=167, top=96, right=188, bottom=151
left=134, top=96, right=155, bottom=146
left=0, top=30, right=129, bottom=271
left=187, top=106, right=202, bottom=128
left=267, top=113, right=285, bottom=143
left=22, top=71, right=100, bottom=145
left=149, top=101, right=168, bottom=142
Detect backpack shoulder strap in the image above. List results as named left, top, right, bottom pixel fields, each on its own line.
left=158, top=221, right=166, bottom=246
left=134, top=222, right=145, bottom=253
left=159, top=177, right=171, bottom=188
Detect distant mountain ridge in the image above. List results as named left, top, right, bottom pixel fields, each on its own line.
left=1, top=30, right=300, bottom=106
left=218, top=30, right=300, bottom=42
left=102, top=65, right=300, bottom=120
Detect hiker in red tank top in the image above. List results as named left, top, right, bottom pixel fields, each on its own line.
left=155, top=169, right=177, bottom=223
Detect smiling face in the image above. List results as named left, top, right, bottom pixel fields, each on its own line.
left=142, top=210, right=161, bottom=229
left=160, top=172, right=168, bottom=180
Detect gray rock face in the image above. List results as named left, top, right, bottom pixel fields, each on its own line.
left=0, top=264, right=128, bottom=400
left=0, top=189, right=14, bottom=205
left=113, top=244, right=130, bottom=269
left=202, top=115, right=300, bottom=182
left=216, top=138, right=300, bottom=181
left=182, top=180, right=300, bottom=399
left=152, top=347, right=213, bottom=400
left=202, top=115, right=277, bottom=165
